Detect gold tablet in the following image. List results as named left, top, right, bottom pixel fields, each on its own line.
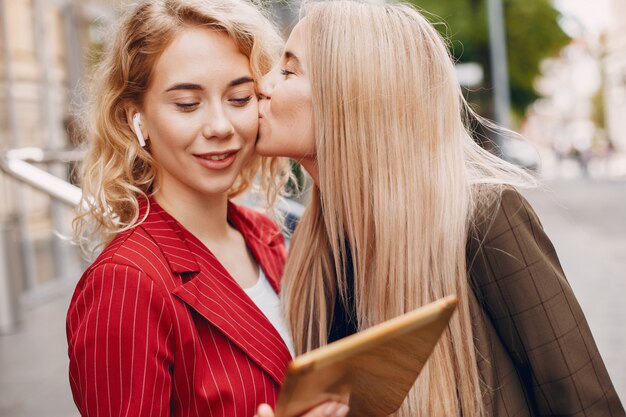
left=274, top=295, right=458, bottom=417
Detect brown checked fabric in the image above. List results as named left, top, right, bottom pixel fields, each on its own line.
left=466, top=187, right=625, bottom=417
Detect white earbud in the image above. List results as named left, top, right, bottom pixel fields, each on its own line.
left=132, top=113, right=146, bottom=147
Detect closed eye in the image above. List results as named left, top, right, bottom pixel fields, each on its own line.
left=175, top=102, right=199, bottom=112
left=229, top=96, right=254, bottom=107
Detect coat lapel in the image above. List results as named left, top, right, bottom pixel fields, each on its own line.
left=144, top=199, right=291, bottom=386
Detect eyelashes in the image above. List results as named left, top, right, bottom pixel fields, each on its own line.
left=175, top=102, right=199, bottom=112
left=229, top=96, right=254, bottom=106
left=174, top=95, right=254, bottom=112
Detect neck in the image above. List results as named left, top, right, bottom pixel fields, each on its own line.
left=300, top=157, right=319, bottom=187
left=152, top=183, right=231, bottom=242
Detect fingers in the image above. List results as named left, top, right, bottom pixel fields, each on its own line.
left=306, top=402, right=349, bottom=417
left=254, top=401, right=349, bottom=417
left=255, top=403, right=275, bottom=417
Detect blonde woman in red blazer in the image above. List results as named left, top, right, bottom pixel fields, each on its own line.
left=66, top=1, right=295, bottom=416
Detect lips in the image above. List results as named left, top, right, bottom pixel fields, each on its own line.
left=202, top=153, right=230, bottom=161
left=258, top=101, right=267, bottom=120
left=193, top=149, right=239, bottom=170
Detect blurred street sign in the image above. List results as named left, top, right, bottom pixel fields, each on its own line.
left=456, top=62, right=484, bottom=87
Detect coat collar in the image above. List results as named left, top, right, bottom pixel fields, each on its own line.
left=138, top=199, right=201, bottom=274
left=138, top=197, right=291, bottom=385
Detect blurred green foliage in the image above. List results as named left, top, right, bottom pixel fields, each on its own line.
left=412, top=0, right=570, bottom=119
left=591, top=85, right=605, bottom=130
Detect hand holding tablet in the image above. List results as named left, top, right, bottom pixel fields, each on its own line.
left=274, top=295, right=458, bottom=417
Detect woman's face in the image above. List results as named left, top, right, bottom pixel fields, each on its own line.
left=257, top=20, right=315, bottom=161
left=137, top=27, right=258, bottom=200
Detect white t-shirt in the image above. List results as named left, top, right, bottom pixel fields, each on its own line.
left=244, top=269, right=295, bottom=358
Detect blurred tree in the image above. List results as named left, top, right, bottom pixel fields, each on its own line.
left=413, top=0, right=570, bottom=121
left=591, top=33, right=608, bottom=131
left=591, top=87, right=605, bottom=130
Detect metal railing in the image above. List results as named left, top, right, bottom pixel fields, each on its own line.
left=1, top=148, right=83, bottom=206
left=0, top=148, right=83, bottom=334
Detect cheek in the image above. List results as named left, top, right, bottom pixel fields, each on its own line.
left=284, top=99, right=315, bottom=156
left=274, top=87, right=312, bottom=129
left=258, top=81, right=316, bottom=158
left=148, top=106, right=195, bottom=147
left=271, top=89, right=296, bottom=125
left=232, top=104, right=259, bottom=143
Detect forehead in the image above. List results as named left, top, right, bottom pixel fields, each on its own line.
left=151, top=27, right=252, bottom=88
left=285, top=19, right=308, bottom=56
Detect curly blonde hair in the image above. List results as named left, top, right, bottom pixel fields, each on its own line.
left=74, top=0, right=289, bottom=256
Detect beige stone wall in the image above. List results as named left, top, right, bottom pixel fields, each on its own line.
left=2, top=4, right=69, bottom=191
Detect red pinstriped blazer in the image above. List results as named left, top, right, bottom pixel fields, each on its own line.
left=66, top=198, right=291, bottom=417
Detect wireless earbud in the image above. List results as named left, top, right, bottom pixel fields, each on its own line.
left=132, top=113, right=146, bottom=147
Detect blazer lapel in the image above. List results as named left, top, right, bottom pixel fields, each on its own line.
left=173, top=265, right=291, bottom=385
left=138, top=199, right=201, bottom=276
left=145, top=200, right=291, bottom=385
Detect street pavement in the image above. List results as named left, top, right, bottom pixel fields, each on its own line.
left=0, top=178, right=624, bottom=417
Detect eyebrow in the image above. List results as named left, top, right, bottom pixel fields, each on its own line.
left=228, top=76, right=255, bottom=87
left=165, top=83, right=203, bottom=92
left=164, top=76, right=254, bottom=93
left=284, top=51, right=302, bottom=66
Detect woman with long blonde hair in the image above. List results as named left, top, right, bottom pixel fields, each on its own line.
left=255, top=1, right=625, bottom=416
left=67, top=1, right=297, bottom=416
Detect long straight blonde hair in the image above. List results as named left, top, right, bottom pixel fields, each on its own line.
left=281, top=2, right=534, bottom=416
left=73, top=0, right=289, bottom=256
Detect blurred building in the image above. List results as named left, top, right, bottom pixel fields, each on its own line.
left=604, top=0, right=626, bottom=152
left=524, top=39, right=600, bottom=158
left=523, top=10, right=626, bottom=179
left=0, top=0, right=119, bottom=332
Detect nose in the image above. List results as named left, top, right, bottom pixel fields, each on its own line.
left=259, top=67, right=278, bottom=100
left=203, top=104, right=234, bottom=139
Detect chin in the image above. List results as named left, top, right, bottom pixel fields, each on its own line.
left=201, top=184, right=235, bottom=197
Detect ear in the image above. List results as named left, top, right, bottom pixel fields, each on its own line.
left=125, top=106, right=148, bottom=147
